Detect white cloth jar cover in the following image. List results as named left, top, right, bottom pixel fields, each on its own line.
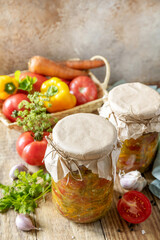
left=44, top=113, right=120, bottom=182
left=99, top=82, right=160, bottom=141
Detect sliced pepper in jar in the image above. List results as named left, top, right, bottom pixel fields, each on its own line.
left=117, top=132, right=159, bottom=173
left=52, top=166, right=113, bottom=223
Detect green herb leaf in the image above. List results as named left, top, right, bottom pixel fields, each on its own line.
left=15, top=92, right=54, bottom=140
left=0, top=169, right=51, bottom=214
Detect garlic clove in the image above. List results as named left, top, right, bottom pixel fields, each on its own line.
left=119, top=170, right=147, bottom=192
left=9, top=164, right=28, bottom=181
left=16, top=214, right=41, bottom=232
left=134, top=177, right=147, bottom=192
left=120, top=176, right=137, bottom=190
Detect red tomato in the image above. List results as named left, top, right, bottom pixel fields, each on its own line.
left=19, top=72, right=47, bottom=93
left=2, top=93, right=28, bottom=122
left=16, top=131, right=49, bottom=166
left=117, top=190, right=151, bottom=224
left=69, top=76, right=97, bottom=105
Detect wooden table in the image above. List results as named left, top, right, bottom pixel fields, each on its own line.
left=0, top=123, right=160, bottom=240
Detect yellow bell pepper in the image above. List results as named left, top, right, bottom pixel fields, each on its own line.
left=40, top=77, right=76, bottom=113
left=0, top=76, right=19, bottom=100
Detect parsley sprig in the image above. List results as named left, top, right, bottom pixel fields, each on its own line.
left=0, top=169, right=51, bottom=214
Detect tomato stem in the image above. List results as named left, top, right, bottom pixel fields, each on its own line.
left=12, top=110, right=19, bottom=118
left=34, top=132, right=43, bottom=141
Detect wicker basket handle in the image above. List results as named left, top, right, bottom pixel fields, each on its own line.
left=90, top=55, right=110, bottom=89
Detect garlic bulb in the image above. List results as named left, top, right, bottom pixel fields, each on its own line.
left=119, top=170, right=147, bottom=192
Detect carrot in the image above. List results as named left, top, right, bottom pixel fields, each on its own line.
left=60, top=59, right=105, bottom=70
left=28, top=56, right=88, bottom=80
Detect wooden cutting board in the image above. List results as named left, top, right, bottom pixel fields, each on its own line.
left=0, top=123, right=160, bottom=240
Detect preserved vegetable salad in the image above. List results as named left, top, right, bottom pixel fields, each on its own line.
left=52, top=166, right=113, bottom=223
left=117, top=132, right=159, bottom=173
left=45, top=113, right=119, bottom=223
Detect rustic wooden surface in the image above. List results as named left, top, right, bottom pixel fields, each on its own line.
left=0, top=122, right=160, bottom=240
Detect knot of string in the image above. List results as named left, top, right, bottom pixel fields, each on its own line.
left=44, top=136, right=83, bottom=181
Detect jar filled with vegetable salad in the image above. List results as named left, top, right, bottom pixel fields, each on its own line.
left=99, top=82, right=160, bottom=173
left=44, top=113, right=120, bottom=223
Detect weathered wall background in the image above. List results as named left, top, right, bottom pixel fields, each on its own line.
left=0, top=0, right=160, bottom=84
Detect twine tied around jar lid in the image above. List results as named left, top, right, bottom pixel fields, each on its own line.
left=45, top=136, right=83, bottom=181
left=45, top=135, right=120, bottom=182
left=115, top=108, right=160, bottom=125
left=99, top=83, right=160, bottom=141
left=44, top=135, right=121, bottom=183
left=44, top=113, right=121, bottom=183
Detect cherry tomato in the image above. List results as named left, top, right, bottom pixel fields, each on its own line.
left=16, top=131, right=49, bottom=166
left=69, top=76, right=97, bottom=105
left=2, top=93, right=28, bottom=122
left=19, top=72, right=47, bottom=93
left=117, top=190, right=151, bottom=224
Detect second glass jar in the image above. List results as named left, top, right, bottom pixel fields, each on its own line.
left=117, top=132, right=159, bottom=173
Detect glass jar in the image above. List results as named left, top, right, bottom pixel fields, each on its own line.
left=52, top=166, right=113, bottom=223
left=117, top=132, right=159, bottom=173
left=45, top=113, right=120, bottom=223
left=99, top=82, right=160, bottom=173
